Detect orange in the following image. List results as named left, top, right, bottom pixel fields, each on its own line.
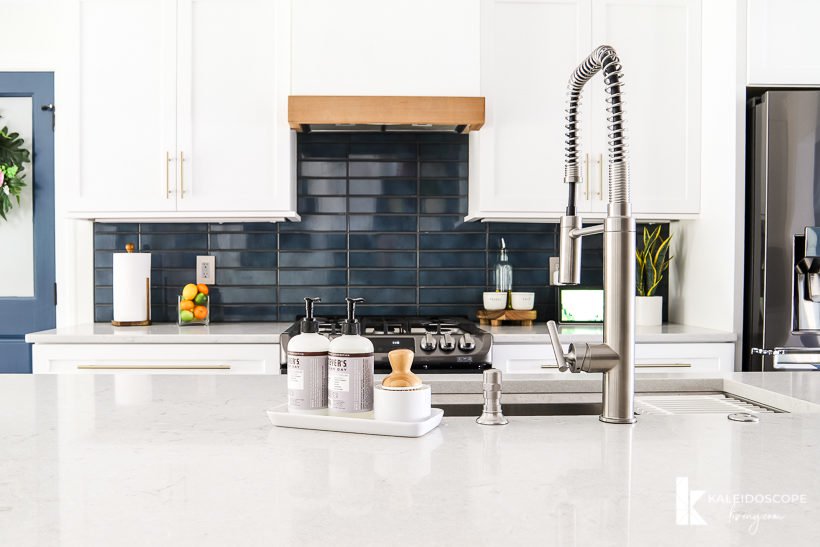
left=197, top=283, right=209, bottom=295
left=179, top=300, right=194, bottom=312
left=182, top=283, right=198, bottom=301
left=193, top=305, right=208, bottom=320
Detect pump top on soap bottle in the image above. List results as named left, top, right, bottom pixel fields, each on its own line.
left=341, top=297, right=365, bottom=335
left=494, top=237, right=513, bottom=308
left=287, top=296, right=330, bottom=414
left=300, top=296, right=320, bottom=333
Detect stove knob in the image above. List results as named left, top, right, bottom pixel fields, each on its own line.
left=441, top=332, right=455, bottom=352
left=458, top=333, right=476, bottom=351
left=420, top=332, right=437, bottom=352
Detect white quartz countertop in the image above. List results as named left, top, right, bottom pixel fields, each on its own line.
left=25, top=321, right=735, bottom=345
left=2, top=372, right=819, bottom=546
left=487, top=322, right=737, bottom=344
left=24, top=322, right=292, bottom=344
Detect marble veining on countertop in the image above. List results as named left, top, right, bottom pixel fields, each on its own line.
left=487, top=322, right=737, bottom=344
left=24, top=322, right=292, bottom=344
left=1, top=372, right=819, bottom=546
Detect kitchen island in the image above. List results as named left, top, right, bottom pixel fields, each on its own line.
left=1, top=372, right=819, bottom=546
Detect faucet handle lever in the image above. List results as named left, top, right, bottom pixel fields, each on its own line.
left=547, top=320, right=570, bottom=372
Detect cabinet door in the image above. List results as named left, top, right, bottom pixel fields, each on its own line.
left=748, top=0, right=820, bottom=85
left=291, top=0, right=480, bottom=96
left=64, top=0, right=177, bottom=213
left=590, top=0, right=701, bottom=216
left=176, top=0, right=294, bottom=214
left=470, top=0, right=593, bottom=221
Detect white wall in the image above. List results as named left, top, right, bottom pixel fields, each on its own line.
left=669, top=0, right=747, bottom=366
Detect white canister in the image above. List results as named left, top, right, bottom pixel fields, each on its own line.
left=635, top=295, right=663, bottom=326
left=112, top=243, right=151, bottom=325
left=374, top=385, right=432, bottom=422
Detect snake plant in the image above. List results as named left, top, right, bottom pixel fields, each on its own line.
left=636, top=225, right=672, bottom=297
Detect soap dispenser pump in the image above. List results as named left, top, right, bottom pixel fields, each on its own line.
left=328, top=297, right=375, bottom=416
left=287, top=297, right=330, bottom=414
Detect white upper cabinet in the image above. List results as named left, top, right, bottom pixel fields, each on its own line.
left=590, top=0, right=701, bottom=216
left=62, top=0, right=296, bottom=221
left=291, top=0, right=481, bottom=96
left=469, top=0, right=702, bottom=221
left=747, top=0, right=820, bottom=85
left=469, top=0, right=591, bottom=221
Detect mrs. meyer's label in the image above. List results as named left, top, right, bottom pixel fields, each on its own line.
left=287, top=351, right=328, bottom=410
left=328, top=352, right=374, bottom=412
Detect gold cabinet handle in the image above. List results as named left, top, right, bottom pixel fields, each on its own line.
left=179, top=151, right=185, bottom=198
left=165, top=151, right=172, bottom=198
left=635, top=363, right=692, bottom=368
left=540, top=363, right=559, bottom=369
left=584, top=153, right=590, bottom=199
left=597, top=153, right=604, bottom=199
left=77, top=364, right=231, bottom=370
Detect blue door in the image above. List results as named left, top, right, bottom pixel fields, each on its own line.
left=0, top=73, right=55, bottom=373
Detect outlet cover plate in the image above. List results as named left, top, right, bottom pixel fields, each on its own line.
left=196, top=255, right=216, bottom=285
left=549, top=256, right=560, bottom=286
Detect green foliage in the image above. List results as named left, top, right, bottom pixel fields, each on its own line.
left=0, top=118, right=31, bottom=221
left=636, top=225, right=673, bottom=297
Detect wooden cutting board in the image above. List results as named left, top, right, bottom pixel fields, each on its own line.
left=477, top=309, right=537, bottom=326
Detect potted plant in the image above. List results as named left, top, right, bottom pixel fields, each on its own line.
left=635, top=225, right=672, bottom=326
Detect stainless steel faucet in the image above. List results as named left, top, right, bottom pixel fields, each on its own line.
left=546, top=45, right=636, bottom=424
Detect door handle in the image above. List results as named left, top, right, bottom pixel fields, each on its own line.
left=179, top=151, right=185, bottom=197
left=584, top=153, right=590, bottom=199
left=597, top=153, right=603, bottom=199
left=165, top=151, right=172, bottom=198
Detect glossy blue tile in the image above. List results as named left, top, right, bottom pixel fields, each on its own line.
left=352, top=288, right=416, bottom=304
left=95, top=306, right=113, bottom=322
left=419, top=143, right=468, bottom=161
left=349, top=179, right=417, bottom=196
left=357, top=305, right=419, bottom=317
left=95, top=269, right=113, bottom=286
left=349, top=215, right=417, bottom=232
left=349, top=197, right=416, bottom=214
left=150, top=269, right=195, bottom=287
left=94, top=234, right=139, bottom=251
left=279, top=269, right=346, bottom=286
left=349, top=142, right=416, bottom=160
left=420, top=233, right=486, bottom=250
left=489, top=222, right=559, bottom=233
left=218, top=269, right=278, bottom=285
left=95, top=287, right=112, bottom=304
left=218, top=305, right=278, bottom=322
left=94, top=223, right=138, bottom=233
left=278, top=304, right=347, bottom=321
left=141, top=233, right=208, bottom=251
left=349, top=234, right=416, bottom=250
left=209, top=222, right=277, bottom=232
left=141, top=223, right=208, bottom=233
left=279, top=214, right=347, bottom=232
left=299, top=178, right=347, bottom=195
left=210, top=233, right=277, bottom=250
left=299, top=142, right=349, bottom=159
left=94, top=251, right=114, bottom=268
left=507, top=251, right=553, bottom=269
left=419, top=215, right=484, bottom=232
left=279, top=287, right=346, bottom=304
left=298, top=196, right=347, bottom=214
left=279, top=233, right=346, bottom=250
left=491, top=232, right=556, bottom=251
left=209, top=251, right=277, bottom=268
left=420, top=287, right=483, bottom=305
left=420, top=270, right=486, bottom=286
left=150, top=252, right=198, bottom=269
left=215, top=287, right=276, bottom=305
left=509, top=269, right=551, bottom=286
left=349, top=161, right=417, bottom=178
left=349, top=269, right=417, bottom=286
left=419, top=305, right=482, bottom=318
left=420, top=198, right=463, bottom=215
left=300, top=161, right=346, bottom=177
left=279, top=251, right=347, bottom=268
left=420, top=162, right=468, bottom=178
left=349, top=251, right=416, bottom=268
left=419, top=251, right=485, bottom=268
left=420, top=179, right=467, bottom=196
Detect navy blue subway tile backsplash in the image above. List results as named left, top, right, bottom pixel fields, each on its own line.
left=94, top=132, right=668, bottom=323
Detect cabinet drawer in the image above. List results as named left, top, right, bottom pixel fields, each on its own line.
left=32, top=344, right=280, bottom=374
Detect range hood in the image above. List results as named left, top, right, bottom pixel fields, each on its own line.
left=288, top=96, right=485, bottom=134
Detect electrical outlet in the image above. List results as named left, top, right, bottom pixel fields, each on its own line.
left=197, top=255, right=216, bottom=285
left=549, top=256, right=560, bottom=286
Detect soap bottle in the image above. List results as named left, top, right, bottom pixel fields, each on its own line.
left=494, top=237, right=513, bottom=308
left=328, top=297, right=374, bottom=416
left=287, top=297, right=329, bottom=414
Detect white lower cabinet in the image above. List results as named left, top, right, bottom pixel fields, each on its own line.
left=32, top=344, right=281, bottom=374
left=494, top=342, right=735, bottom=374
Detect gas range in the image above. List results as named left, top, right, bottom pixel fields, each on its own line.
left=280, top=316, right=492, bottom=373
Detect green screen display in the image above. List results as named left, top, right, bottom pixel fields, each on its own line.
left=560, top=289, right=604, bottom=323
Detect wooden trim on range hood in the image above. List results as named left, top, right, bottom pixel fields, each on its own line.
left=288, top=96, right=485, bottom=133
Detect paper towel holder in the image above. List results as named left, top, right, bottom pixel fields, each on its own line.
left=111, top=243, right=152, bottom=327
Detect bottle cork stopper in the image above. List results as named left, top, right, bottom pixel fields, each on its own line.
left=383, top=349, right=422, bottom=388
left=125, top=243, right=135, bottom=253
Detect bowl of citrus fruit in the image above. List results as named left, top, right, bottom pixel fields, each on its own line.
left=178, top=283, right=209, bottom=326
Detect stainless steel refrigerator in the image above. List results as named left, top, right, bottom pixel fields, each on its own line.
left=744, top=90, right=820, bottom=370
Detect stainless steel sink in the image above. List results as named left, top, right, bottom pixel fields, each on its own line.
left=437, top=392, right=785, bottom=417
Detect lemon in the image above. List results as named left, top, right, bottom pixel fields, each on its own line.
left=182, top=283, right=198, bottom=301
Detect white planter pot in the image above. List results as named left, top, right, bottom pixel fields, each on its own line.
left=635, top=296, right=663, bottom=326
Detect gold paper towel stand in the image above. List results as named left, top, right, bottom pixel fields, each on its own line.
left=111, top=243, right=152, bottom=327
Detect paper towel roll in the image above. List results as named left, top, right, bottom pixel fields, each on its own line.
left=113, top=247, right=151, bottom=323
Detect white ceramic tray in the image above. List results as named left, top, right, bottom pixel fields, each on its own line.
left=266, top=404, right=443, bottom=438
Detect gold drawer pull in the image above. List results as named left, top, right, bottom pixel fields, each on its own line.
left=635, top=363, right=691, bottom=368
left=77, top=364, right=231, bottom=370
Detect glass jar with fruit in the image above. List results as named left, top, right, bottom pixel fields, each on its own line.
left=178, top=283, right=210, bottom=326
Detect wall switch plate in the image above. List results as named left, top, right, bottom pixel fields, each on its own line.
left=549, top=256, right=560, bottom=286
left=197, top=256, right=216, bottom=285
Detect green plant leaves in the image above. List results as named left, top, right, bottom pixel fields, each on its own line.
left=0, top=117, right=31, bottom=221
left=636, top=225, right=673, bottom=297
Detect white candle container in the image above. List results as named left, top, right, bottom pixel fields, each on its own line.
left=374, top=385, right=432, bottom=422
